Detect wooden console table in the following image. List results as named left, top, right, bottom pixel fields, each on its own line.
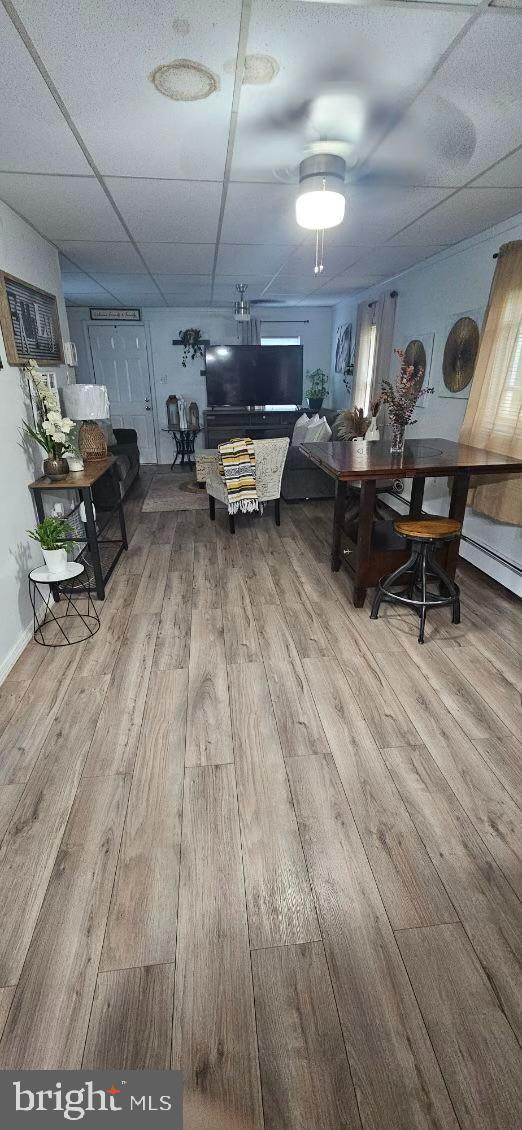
left=300, top=438, right=522, bottom=607
left=28, top=456, right=127, bottom=600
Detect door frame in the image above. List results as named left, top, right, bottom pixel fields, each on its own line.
left=85, top=320, right=159, bottom=463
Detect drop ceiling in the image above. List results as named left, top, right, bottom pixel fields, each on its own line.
left=0, top=0, right=521, bottom=308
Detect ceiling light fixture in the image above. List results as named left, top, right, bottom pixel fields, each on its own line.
left=295, top=154, right=346, bottom=275
left=234, top=282, right=251, bottom=322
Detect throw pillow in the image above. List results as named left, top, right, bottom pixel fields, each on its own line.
left=291, top=411, right=311, bottom=446
left=305, top=415, right=332, bottom=443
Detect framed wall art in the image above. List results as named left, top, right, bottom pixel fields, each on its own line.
left=438, top=310, right=482, bottom=399
left=90, top=308, right=141, bottom=322
left=401, top=332, right=434, bottom=407
left=335, top=321, right=354, bottom=377
left=0, top=271, right=64, bottom=366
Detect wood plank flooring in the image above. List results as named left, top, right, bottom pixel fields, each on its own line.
left=0, top=471, right=520, bottom=1129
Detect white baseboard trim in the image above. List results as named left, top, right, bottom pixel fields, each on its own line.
left=382, top=492, right=522, bottom=597
left=0, top=619, right=36, bottom=686
left=0, top=592, right=55, bottom=687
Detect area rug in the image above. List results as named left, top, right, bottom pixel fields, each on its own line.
left=142, top=469, right=213, bottom=512
left=142, top=471, right=207, bottom=512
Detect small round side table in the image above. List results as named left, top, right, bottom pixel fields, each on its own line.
left=29, top=562, right=100, bottom=646
left=162, top=427, right=200, bottom=469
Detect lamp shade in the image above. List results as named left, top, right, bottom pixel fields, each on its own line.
left=63, top=383, right=110, bottom=420
left=295, top=153, right=346, bottom=231
left=295, top=189, right=345, bottom=230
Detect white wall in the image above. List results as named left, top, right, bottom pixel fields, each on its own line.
left=329, top=212, right=522, bottom=594
left=66, top=305, right=333, bottom=464
left=0, top=199, right=70, bottom=679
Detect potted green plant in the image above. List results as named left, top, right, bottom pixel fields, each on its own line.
left=179, top=328, right=204, bottom=368
left=21, top=360, right=76, bottom=479
left=306, top=368, right=329, bottom=411
left=28, top=516, right=75, bottom=574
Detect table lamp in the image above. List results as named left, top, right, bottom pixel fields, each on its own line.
left=62, top=384, right=110, bottom=461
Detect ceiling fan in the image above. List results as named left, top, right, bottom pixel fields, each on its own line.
left=233, top=283, right=286, bottom=322
left=252, top=75, right=476, bottom=190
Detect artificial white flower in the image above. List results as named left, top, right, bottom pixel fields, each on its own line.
left=47, top=410, right=62, bottom=423
left=60, top=418, right=74, bottom=431
left=52, top=431, right=67, bottom=444
left=42, top=420, right=54, bottom=434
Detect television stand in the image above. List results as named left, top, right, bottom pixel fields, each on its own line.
left=204, top=407, right=300, bottom=447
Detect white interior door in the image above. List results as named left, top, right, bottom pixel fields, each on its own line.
left=87, top=323, right=157, bottom=463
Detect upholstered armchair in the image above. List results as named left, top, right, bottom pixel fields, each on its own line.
left=206, top=437, right=290, bottom=533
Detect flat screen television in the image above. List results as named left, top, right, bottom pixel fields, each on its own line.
left=205, top=344, right=303, bottom=407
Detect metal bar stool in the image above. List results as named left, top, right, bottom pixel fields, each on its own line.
left=370, top=518, right=461, bottom=643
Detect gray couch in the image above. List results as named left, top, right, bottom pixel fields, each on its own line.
left=281, top=410, right=339, bottom=501
left=92, top=427, right=140, bottom=509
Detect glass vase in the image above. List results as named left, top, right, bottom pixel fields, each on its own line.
left=390, top=424, right=406, bottom=454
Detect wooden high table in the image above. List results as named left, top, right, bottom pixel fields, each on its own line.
left=300, top=438, right=522, bottom=607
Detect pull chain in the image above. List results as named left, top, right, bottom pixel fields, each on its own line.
left=314, top=176, right=326, bottom=275
left=314, top=228, right=325, bottom=275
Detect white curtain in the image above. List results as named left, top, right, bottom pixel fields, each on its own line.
left=351, top=292, right=397, bottom=413
left=239, top=317, right=260, bottom=345
left=374, top=291, right=397, bottom=399
left=352, top=300, right=375, bottom=411
left=460, top=240, right=522, bottom=525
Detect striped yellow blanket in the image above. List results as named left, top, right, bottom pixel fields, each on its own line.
left=218, top=437, right=259, bottom=514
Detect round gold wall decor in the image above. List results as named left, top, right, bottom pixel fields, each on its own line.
left=404, top=339, right=427, bottom=395
left=442, top=317, right=479, bottom=393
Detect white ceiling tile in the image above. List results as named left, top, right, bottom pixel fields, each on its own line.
left=314, top=270, right=388, bottom=293
left=473, top=149, right=522, bottom=188
left=95, top=274, right=158, bottom=291
left=138, top=243, right=215, bottom=273
left=59, top=255, right=83, bottom=276
left=97, top=276, right=164, bottom=302
left=388, top=188, right=522, bottom=245
left=216, top=243, right=296, bottom=275
left=339, top=186, right=451, bottom=244
left=57, top=241, right=142, bottom=273
left=279, top=239, right=367, bottom=277
left=106, top=179, right=222, bottom=241
left=0, top=7, right=90, bottom=175
left=221, top=183, right=302, bottom=244
left=0, top=174, right=127, bottom=239
left=163, top=290, right=212, bottom=303
left=13, top=0, right=242, bottom=179
left=152, top=274, right=211, bottom=290
left=344, top=244, right=448, bottom=277
left=366, top=12, right=522, bottom=190
left=62, top=276, right=118, bottom=300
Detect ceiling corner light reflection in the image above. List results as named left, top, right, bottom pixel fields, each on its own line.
left=295, top=154, right=346, bottom=275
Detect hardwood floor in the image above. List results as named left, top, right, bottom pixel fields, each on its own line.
left=0, top=470, right=520, bottom=1129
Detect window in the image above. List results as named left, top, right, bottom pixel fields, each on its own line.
left=260, top=336, right=302, bottom=409
left=363, top=323, right=378, bottom=416
left=261, top=336, right=301, bottom=346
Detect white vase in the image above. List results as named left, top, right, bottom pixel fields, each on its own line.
left=366, top=419, right=380, bottom=442
left=353, top=437, right=367, bottom=455
left=66, top=452, right=84, bottom=472
left=42, top=548, right=67, bottom=575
